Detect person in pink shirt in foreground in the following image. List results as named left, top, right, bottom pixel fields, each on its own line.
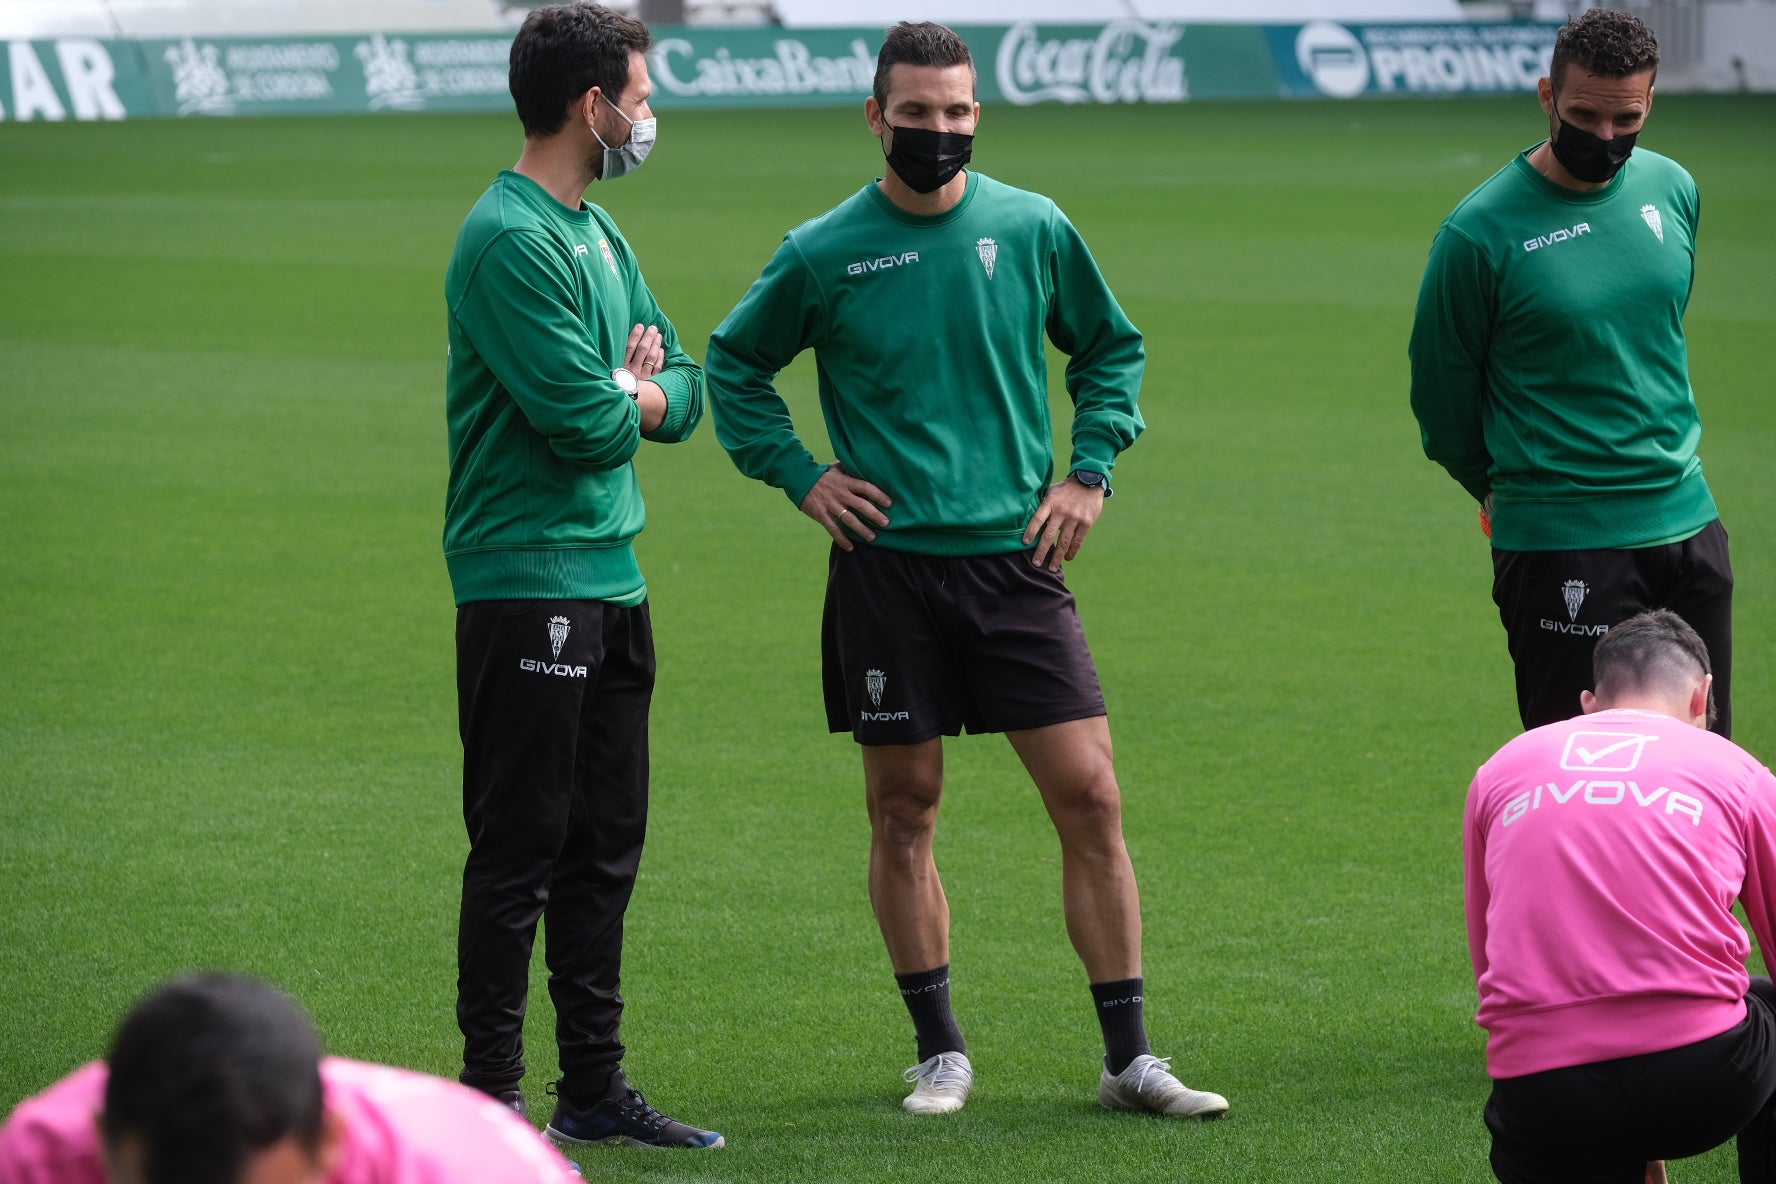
left=0, top=974, right=579, bottom=1184
left=1465, top=610, right=1776, bottom=1184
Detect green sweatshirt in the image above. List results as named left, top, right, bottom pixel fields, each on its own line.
left=1408, top=146, right=1716, bottom=552
left=444, top=170, right=702, bottom=606
left=706, top=171, right=1144, bottom=557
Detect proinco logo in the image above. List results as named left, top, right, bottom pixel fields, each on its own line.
left=548, top=615, right=571, bottom=659
left=846, top=251, right=919, bottom=277
left=1523, top=222, right=1590, bottom=252
left=1640, top=203, right=1664, bottom=243
left=1562, top=580, right=1588, bottom=622
left=1294, top=21, right=1368, bottom=99
left=976, top=237, right=998, bottom=279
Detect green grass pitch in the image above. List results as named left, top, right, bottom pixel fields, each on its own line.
left=1, top=94, right=1773, bottom=1182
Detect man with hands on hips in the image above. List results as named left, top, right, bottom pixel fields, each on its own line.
left=705, top=20, right=1227, bottom=1122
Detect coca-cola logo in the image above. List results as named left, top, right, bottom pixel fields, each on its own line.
left=994, top=21, right=1187, bottom=107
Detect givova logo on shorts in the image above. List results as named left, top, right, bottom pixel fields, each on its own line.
left=860, top=667, right=910, bottom=722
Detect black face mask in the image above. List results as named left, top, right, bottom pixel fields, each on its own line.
left=883, top=124, right=973, bottom=194
left=1549, top=104, right=1638, bottom=184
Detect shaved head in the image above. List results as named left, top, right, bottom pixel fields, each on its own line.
left=1590, top=610, right=1713, bottom=722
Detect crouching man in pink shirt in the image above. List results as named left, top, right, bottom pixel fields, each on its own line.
left=0, top=974, right=578, bottom=1184
left=1465, top=610, right=1776, bottom=1184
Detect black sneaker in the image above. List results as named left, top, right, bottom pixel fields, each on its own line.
left=544, top=1088, right=724, bottom=1149
left=494, top=1089, right=527, bottom=1119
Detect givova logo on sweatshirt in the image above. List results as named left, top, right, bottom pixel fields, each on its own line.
left=1522, top=221, right=1590, bottom=253
left=846, top=251, right=919, bottom=276
left=1499, top=778, right=1703, bottom=827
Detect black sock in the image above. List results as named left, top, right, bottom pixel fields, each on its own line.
left=1091, top=977, right=1152, bottom=1076
left=896, top=964, right=966, bottom=1062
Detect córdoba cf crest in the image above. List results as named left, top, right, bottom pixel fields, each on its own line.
left=1561, top=580, right=1588, bottom=622
left=865, top=668, right=886, bottom=707
left=1640, top=204, right=1664, bottom=243
left=976, top=237, right=997, bottom=279
left=548, top=615, right=571, bottom=659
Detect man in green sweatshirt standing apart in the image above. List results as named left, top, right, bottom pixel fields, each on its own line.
left=443, top=2, right=720, bottom=1150
left=1410, top=8, right=1733, bottom=737
left=705, top=22, right=1227, bottom=1122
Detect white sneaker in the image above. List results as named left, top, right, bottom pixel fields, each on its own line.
left=902, top=1051, right=973, bottom=1114
left=1098, top=1053, right=1228, bottom=1119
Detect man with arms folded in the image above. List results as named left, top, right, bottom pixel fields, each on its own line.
left=0, top=974, right=577, bottom=1184
left=704, top=21, right=1226, bottom=1121
left=443, top=1, right=717, bottom=1150
left=1409, top=8, right=1732, bottom=737
left=1464, top=611, right=1776, bottom=1183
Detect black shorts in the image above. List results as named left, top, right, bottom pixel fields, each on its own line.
left=821, top=544, right=1106, bottom=745
left=1484, top=979, right=1776, bottom=1184
left=1491, top=518, right=1733, bottom=737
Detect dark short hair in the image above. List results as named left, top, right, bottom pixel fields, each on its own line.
left=1592, top=610, right=1711, bottom=707
left=101, top=974, right=326, bottom=1184
left=510, top=2, right=651, bottom=138
left=873, top=21, right=976, bottom=112
left=1550, top=7, right=1659, bottom=96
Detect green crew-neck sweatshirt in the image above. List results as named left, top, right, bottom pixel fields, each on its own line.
left=1409, top=146, right=1716, bottom=551
left=443, top=170, right=702, bottom=605
left=706, top=171, right=1144, bottom=557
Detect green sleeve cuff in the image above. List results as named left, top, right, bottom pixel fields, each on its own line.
left=1068, top=430, right=1122, bottom=478
left=645, top=367, right=693, bottom=442
left=781, top=460, right=828, bottom=510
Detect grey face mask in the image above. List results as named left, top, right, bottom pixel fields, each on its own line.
left=593, top=99, right=655, bottom=181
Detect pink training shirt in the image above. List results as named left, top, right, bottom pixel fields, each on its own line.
left=0, top=1058, right=573, bottom=1184
left=1465, top=708, right=1776, bottom=1079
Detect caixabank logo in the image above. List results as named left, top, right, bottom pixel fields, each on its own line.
left=1268, top=20, right=1558, bottom=99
